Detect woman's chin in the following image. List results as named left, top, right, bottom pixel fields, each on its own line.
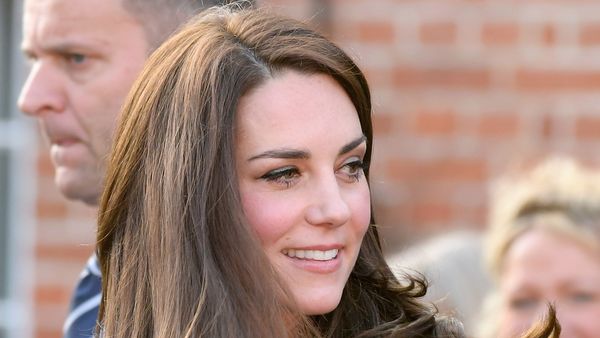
left=296, top=292, right=342, bottom=316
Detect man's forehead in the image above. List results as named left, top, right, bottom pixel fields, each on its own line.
left=24, top=0, right=137, bottom=33
left=23, top=0, right=141, bottom=51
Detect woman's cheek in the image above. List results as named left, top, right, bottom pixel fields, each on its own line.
left=241, top=190, right=298, bottom=245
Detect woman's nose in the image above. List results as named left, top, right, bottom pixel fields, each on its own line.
left=304, top=175, right=351, bottom=227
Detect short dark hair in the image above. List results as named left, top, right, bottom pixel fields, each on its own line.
left=121, top=0, right=251, bottom=50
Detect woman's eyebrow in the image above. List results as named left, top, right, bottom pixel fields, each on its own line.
left=339, top=135, right=367, bottom=155
left=248, top=149, right=309, bottom=161
left=247, top=135, right=366, bottom=162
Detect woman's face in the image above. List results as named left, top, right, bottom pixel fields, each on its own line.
left=497, top=228, right=600, bottom=338
left=235, top=70, right=371, bottom=315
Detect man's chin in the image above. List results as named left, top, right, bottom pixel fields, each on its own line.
left=55, top=172, right=101, bottom=206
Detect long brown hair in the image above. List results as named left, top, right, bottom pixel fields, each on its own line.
left=97, top=6, right=462, bottom=337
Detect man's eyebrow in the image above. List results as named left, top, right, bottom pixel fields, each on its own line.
left=248, top=149, right=309, bottom=161
left=339, top=135, right=367, bottom=155
left=22, top=40, right=104, bottom=56
left=41, top=43, right=90, bottom=54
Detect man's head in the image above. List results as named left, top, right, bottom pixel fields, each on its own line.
left=18, top=0, right=228, bottom=205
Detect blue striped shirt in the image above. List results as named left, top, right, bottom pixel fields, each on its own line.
left=63, top=254, right=102, bottom=338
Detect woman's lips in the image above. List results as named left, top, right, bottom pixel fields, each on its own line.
left=281, top=248, right=342, bottom=273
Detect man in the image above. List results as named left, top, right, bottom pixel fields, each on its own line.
left=18, top=0, right=233, bottom=336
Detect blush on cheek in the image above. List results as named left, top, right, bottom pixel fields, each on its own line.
left=240, top=191, right=292, bottom=244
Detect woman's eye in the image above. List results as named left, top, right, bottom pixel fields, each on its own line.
left=260, top=166, right=300, bottom=187
left=508, top=297, right=538, bottom=310
left=570, top=292, right=596, bottom=303
left=338, top=159, right=365, bottom=182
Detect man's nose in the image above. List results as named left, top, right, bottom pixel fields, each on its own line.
left=18, top=61, right=66, bottom=116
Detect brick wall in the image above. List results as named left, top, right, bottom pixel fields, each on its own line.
left=260, top=0, right=600, bottom=249
left=30, top=0, right=600, bottom=336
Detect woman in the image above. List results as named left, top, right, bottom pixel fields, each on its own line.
left=96, top=6, right=462, bottom=337
left=479, top=157, right=600, bottom=338
left=97, top=5, right=552, bottom=337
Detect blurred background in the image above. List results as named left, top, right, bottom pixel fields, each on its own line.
left=3, top=0, right=600, bottom=337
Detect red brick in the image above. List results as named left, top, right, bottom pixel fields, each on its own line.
left=363, top=68, right=394, bottom=87
left=542, top=114, right=554, bottom=139
left=459, top=205, right=487, bottom=228
left=477, top=113, right=519, bottom=138
left=36, top=244, right=94, bottom=261
left=516, top=69, right=600, bottom=91
left=542, top=23, right=556, bottom=46
left=575, top=116, right=600, bottom=140
left=35, top=286, right=71, bottom=305
left=420, top=22, right=456, bottom=44
left=35, top=329, right=62, bottom=338
left=580, top=24, right=600, bottom=46
left=356, top=21, right=395, bottom=43
left=388, top=159, right=487, bottom=183
left=393, top=67, right=491, bottom=89
left=482, top=23, right=519, bottom=45
left=35, top=302, right=70, bottom=335
left=37, top=153, right=55, bottom=177
left=372, top=113, right=395, bottom=135
left=411, top=201, right=453, bottom=224
left=414, top=109, right=458, bottom=136
left=430, top=159, right=487, bottom=182
left=386, top=160, right=415, bottom=181
left=36, top=200, right=68, bottom=219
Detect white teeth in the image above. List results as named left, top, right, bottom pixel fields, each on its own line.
left=283, top=248, right=338, bottom=261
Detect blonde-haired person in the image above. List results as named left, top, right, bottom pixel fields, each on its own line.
left=478, top=156, right=600, bottom=337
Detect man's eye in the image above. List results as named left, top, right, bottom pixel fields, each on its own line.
left=67, top=53, right=86, bottom=64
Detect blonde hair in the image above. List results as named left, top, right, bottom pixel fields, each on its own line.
left=486, top=156, right=600, bottom=280
left=477, top=156, right=599, bottom=337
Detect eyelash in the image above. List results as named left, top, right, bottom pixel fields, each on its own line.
left=341, top=159, right=366, bottom=182
left=260, top=166, right=300, bottom=188
left=259, top=159, right=366, bottom=188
